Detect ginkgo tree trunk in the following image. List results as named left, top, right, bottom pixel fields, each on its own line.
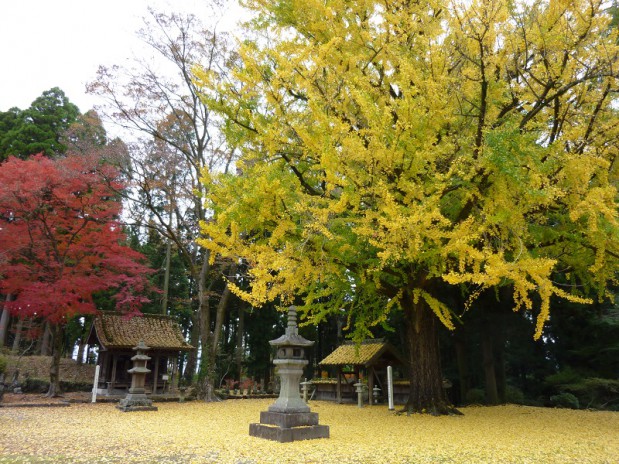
left=197, top=0, right=619, bottom=415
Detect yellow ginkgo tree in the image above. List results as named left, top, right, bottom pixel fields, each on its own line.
left=197, top=0, right=619, bottom=415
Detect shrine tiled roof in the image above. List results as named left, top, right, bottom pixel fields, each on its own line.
left=319, top=339, right=404, bottom=367
left=90, top=312, right=194, bottom=351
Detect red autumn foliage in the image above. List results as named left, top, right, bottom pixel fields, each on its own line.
left=0, top=153, right=153, bottom=324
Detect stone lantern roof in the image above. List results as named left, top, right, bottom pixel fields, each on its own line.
left=269, top=306, right=314, bottom=348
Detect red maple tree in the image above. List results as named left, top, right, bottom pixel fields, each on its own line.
left=0, top=153, right=154, bottom=395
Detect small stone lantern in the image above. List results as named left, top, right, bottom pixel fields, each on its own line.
left=117, top=340, right=158, bottom=412
left=249, top=306, right=329, bottom=442
left=300, top=378, right=312, bottom=403
left=373, top=385, right=382, bottom=404
left=354, top=381, right=366, bottom=408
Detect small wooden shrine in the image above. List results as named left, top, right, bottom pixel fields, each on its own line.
left=318, top=339, right=406, bottom=404
left=87, top=312, right=193, bottom=395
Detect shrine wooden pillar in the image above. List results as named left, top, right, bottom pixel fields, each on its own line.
left=152, top=354, right=160, bottom=394
left=171, top=356, right=179, bottom=392
left=98, top=351, right=108, bottom=388
left=110, top=355, right=118, bottom=390
left=336, top=367, right=342, bottom=404
left=368, top=366, right=375, bottom=406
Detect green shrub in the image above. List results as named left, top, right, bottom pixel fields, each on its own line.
left=505, top=385, right=525, bottom=404
left=562, top=378, right=619, bottom=410
left=465, top=388, right=486, bottom=405
left=0, top=355, right=7, bottom=376
left=550, top=392, right=580, bottom=409
left=544, top=368, right=582, bottom=388
left=60, top=380, right=92, bottom=392
left=544, top=375, right=619, bottom=410
left=22, top=378, right=48, bottom=393
left=22, top=378, right=92, bottom=393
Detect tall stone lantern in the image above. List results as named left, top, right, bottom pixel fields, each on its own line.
left=117, top=340, right=158, bottom=412
left=249, top=306, right=329, bottom=442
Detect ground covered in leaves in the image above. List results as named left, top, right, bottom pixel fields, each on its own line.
left=0, top=400, right=617, bottom=463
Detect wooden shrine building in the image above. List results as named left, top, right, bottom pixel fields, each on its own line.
left=87, top=312, right=194, bottom=395
left=318, top=339, right=406, bottom=405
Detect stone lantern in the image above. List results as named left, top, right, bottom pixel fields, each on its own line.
left=354, top=381, right=366, bottom=408
left=373, top=385, right=382, bottom=404
left=249, top=306, right=329, bottom=442
left=117, top=340, right=158, bottom=412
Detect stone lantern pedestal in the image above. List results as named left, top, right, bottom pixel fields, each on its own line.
left=117, top=341, right=158, bottom=412
left=249, top=306, right=329, bottom=443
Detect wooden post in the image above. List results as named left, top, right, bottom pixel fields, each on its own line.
left=153, top=354, right=160, bottom=394
left=110, top=355, right=118, bottom=391
left=336, top=367, right=342, bottom=404
left=171, top=356, right=179, bottom=392
left=97, top=352, right=106, bottom=388
left=368, top=366, right=374, bottom=406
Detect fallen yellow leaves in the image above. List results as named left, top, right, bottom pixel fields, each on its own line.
left=0, top=401, right=617, bottom=463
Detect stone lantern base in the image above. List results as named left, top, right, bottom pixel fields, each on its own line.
left=116, top=392, right=158, bottom=412
left=249, top=411, right=329, bottom=443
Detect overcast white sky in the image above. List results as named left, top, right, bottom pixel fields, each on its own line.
left=0, top=0, right=242, bottom=114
